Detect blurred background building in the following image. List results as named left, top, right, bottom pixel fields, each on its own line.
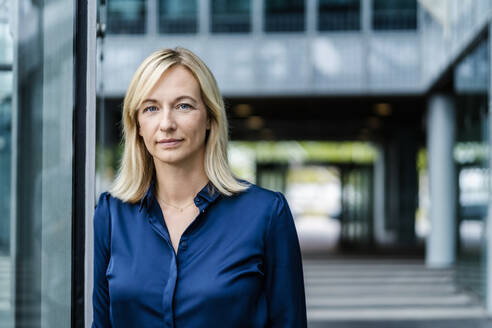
left=2, top=0, right=492, bottom=327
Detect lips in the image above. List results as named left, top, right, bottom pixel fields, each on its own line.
left=158, top=138, right=183, bottom=143
left=157, top=138, right=183, bottom=148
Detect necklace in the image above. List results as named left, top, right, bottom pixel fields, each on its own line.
left=157, top=196, right=195, bottom=212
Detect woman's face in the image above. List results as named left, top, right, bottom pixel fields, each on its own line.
left=137, top=65, right=210, bottom=168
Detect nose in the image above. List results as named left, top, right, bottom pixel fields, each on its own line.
left=159, top=108, right=177, bottom=131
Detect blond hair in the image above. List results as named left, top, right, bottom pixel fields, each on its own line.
left=110, top=47, right=249, bottom=203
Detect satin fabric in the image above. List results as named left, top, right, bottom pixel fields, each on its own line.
left=92, top=181, right=307, bottom=328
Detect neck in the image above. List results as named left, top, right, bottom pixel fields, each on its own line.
left=154, top=157, right=209, bottom=206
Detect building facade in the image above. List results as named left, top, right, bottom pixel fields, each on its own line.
left=1, top=0, right=492, bottom=327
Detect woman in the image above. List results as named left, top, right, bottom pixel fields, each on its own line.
left=92, top=47, right=307, bottom=328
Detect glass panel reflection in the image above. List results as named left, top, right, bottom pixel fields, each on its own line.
left=9, top=0, right=75, bottom=325
left=159, top=0, right=197, bottom=34
left=211, top=0, right=251, bottom=33
left=0, top=73, right=12, bottom=328
left=454, top=38, right=489, bottom=302
left=340, top=165, right=373, bottom=248
left=0, top=5, right=13, bottom=327
left=318, top=0, right=360, bottom=31
left=264, top=0, right=305, bottom=32
left=0, top=71, right=11, bottom=255
left=107, top=0, right=146, bottom=34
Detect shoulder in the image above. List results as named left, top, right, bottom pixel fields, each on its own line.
left=96, top=191, right=111, bottom=206
left=93, top=192, right=112, bottom=228
left=233, top=184, right=296, bottom=241
left=232, top=182, right=290, bottom=215
left=95, top=191, right=138, bottom=211
left=234, top=182, right=281, bottom=202
left=93, top=191, right=133, bottom=225
left=93, top=191, right=138, bottom=238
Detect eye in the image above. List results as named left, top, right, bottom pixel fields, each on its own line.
left=143, top=105, right=158, bottom=113
left=176, top=103, right=193, bottom=111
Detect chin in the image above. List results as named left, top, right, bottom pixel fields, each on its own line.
left=152, top=146, right=205, bottom=167
left=155, top=155, right=185, bottom=165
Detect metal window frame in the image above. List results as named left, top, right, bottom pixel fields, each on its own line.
left=74, top=0, right=97, bottom=326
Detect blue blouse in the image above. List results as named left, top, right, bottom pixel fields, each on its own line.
left=92, top=181, right=307, bottom=328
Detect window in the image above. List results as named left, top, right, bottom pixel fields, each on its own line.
left=318, top=0, right=360, bottom=31
left=211, top=0, right=251, bottom=33
left=107, top=0, right=147, bottom=34
left=372, top=0, right=417, bottom=30
left=4, top=0, right=79, bottom=325
left=159, top=0, right=198, bottom=34
left=0, top=23, right=12, bottom=263
left=264, top=0, right=305, bottom=32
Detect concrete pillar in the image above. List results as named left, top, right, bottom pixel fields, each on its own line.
left=426, top=94, right=456, bottom=268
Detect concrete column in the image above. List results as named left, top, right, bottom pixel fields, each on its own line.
left=147, top=0, right=158, bottom=35
left=306, top=0, right=317, bottom=35
left=426, top=94, right=456, bottom=268
left=199, top=0, right=209, bottom=35
left=252, top=0, right=263, bottom=35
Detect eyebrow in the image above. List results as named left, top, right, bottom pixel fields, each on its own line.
left=141, top=95, right=198, bottom=106
left=141, top=99, right=159, bottom=105
left=174, top=95, right=198, bottom=104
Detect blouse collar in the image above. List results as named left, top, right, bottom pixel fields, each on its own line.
left=139, top=177, right=220, bottom=212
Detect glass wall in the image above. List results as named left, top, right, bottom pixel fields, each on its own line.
left=0, top=11, right=12, bottom=254
left=159, top=0, right=198, bottom=34
left=318, top=0, right=360, bottom=31
left=4, top=0, right=76, bottom=325
left=453, top=38, right=489, bottom=301
left=264, top=0, right=305, bottom=32
left=340, top=164, right=373, bottom=249
left=107, top=0, right=146, bottom=34
left=211, top=0, right=251, bottom=33
left=372, top=0, right=417, bottom=30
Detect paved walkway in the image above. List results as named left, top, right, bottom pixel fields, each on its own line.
left=304, top=257, right=491, bottom=327
left=309, top=319, right=492, bottom=328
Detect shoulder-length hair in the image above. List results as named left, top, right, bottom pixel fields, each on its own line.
left=110, top=47, right=249, bottom=203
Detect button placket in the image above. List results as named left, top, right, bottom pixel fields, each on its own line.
left=162, top=251, right=177, bottom=328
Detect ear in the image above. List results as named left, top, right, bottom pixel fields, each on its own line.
left=206, top=117, right=211, bottom=130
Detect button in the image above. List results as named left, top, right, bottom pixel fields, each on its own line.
left=194, top=197, right=201, bottom=203
left=181, top=241, right=187, bottom=250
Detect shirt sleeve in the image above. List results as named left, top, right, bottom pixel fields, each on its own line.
left=92, top=192, right=112, bottom=328
left=264, top=192, right=307, bottom=328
